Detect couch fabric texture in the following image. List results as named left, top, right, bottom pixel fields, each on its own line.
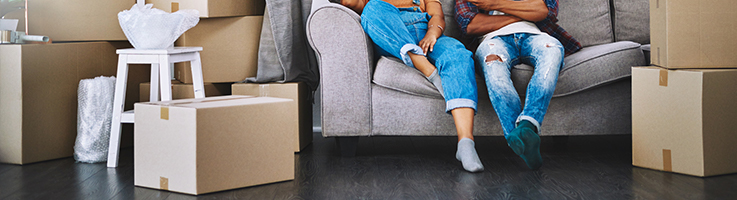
left=306, top=0, right=649, bottom=137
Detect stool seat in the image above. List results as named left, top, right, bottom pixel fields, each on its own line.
left=107, top=47, right=206, bottom=168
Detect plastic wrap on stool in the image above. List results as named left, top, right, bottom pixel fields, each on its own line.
left=118, top=4, right=199, bottom=49
left=74, top=76, right=116, bottom=163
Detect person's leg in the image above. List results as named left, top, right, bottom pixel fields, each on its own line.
left=505, top=33, right=564, bottom=170
left=360, top=1, right=440, bottom=92
left=475, top=35, right=521, bottom=136
left=427, top=35, right=481, bottom=172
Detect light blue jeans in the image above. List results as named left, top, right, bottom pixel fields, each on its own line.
left=361, top=0, right=477, bottom=112
left=475, top=33, right=564, bottom=136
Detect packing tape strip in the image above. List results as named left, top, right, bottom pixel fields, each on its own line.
left=160, top=177, right=169, bottom=190
left=161, top=107, right=169, bottom=120
left=659, top=69, right=668, bottom=87
left=663, top=149, right=672, bottom=172
left=260, top=84, right=270, bottom=97
left=171, top=2, right=179, bottom=12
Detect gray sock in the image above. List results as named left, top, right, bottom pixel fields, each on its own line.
left=456, top=138, right=484, bottom=172
left=426, top=69, right=445, bottom=99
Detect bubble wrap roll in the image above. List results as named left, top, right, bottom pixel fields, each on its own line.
left=74, top=76, right=116, bottom=163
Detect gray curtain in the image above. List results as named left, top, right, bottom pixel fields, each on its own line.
left=246, top=0, right=320, bottom=94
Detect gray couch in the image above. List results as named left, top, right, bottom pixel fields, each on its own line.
left=306, top=0, right=650, bottom=155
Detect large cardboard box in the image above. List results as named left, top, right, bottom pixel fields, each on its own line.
left=174, top=15, right=262, bottom=83
left=231, top=83, right=312, bottom=152
left=632, top=66, right=737, bottom=177
left=4, top=0, right=133, bottom=41
left=139, top=81, right=232, bottom=102
left=134, top=96, right=295, bottom=195
left=649, top=0, right=737, bottom=69
left=0, top=42, right=146, bottom=164
left=146, top=0, right=265, bottom=18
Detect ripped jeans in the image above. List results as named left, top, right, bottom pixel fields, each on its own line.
left=475, top=33, right=564, bottom=136
left=361, top=0, right=478, bottom=112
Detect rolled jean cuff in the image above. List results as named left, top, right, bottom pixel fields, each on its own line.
left=400, top=44, right=425, bottom=68
left=516, top=115, right=541, bottom=132
left=445, top=98, right=477, bottom=114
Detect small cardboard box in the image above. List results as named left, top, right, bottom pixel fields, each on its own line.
left=146, top=0, right=265, bottom=18
left=0, top=42, right=145, bottom=164
left=231, top=83, right=313, bottom=152
left=632, top=66, right=737, bottom=177
left=174, top=15, right=263, bottom=83
left=134, top=95, right=295, bottom=195
left=139, top=81, right=232, bottom=102
left=3, top=0, right=132, bottom=41
left=649, top=0, right=737, bottom=69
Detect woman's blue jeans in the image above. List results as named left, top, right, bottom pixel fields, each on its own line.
left=361, top=0, right=478, bottom=113
left=475, top=33, right=564, bottom=136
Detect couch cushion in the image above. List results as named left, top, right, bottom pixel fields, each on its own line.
left=372, top=56, right=444, bottom=98
left=558, top=0, right=614, bottom=47
left=612, top=0, right=650, bottom=44
left=511, top=41, right=644, bottom=97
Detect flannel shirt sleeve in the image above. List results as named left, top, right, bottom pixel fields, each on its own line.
left=534, top=0, right=582, bottom=56
left=455, top=0, right=479, bottom=35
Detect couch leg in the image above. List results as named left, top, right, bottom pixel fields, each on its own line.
left=335, top=136, right=359, bottom=157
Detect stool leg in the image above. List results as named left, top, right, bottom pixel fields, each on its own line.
left=159, top=55, right=173, bottom=101
left=107, top=55, right=129, bottom=168
left=149, top=63, right=160, bottom=102
left=190, top=52, right=205, bottom=98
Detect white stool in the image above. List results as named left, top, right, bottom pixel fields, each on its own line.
left=107, top=47, right=206, bottom=168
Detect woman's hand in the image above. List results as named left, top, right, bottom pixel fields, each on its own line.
left=419, top=33, right=438, bottom=54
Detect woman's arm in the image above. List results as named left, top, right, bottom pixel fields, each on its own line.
left=419, top=0, right=445, bottom=53
left=341, top=0, right=368, bottom=14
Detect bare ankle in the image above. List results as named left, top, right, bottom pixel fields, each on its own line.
left=408, top=53, right=436, bottom=76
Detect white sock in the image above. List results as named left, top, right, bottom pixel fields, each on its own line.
left=456, top=138, right=484, bottom=172
left=426, top=69, right=445, bottom=99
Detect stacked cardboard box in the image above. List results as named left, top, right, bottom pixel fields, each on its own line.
left=0, top=42, right=147, bottom=164
left=145, top=0, right=266, bottom=83
left=139, top=81, right=232, bottom=102
left=4, top=0, right=133, bottom=41
left=232, top=82, right=313, bottom=152
left=632, top=0, right=737, bottom=177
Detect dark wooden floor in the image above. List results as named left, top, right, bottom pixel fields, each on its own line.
left=2, top=133, right=737, bottom=200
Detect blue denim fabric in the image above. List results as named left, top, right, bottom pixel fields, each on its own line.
left=361, top=0, right=478, bottom=113
left=475, top=33, right=563, bottom=136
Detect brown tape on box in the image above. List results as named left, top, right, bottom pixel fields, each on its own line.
left=659, top=69, right=668, bottom=87
left=663, top=149, right=672, bottom=172
left=161, top=107, right=169, bottom=120
left=171, top=2, right=179, bottom=12
left=160, top=177, right=169, bottom=190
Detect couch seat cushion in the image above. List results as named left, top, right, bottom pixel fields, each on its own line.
left=372, top=56, right=443, bottom=98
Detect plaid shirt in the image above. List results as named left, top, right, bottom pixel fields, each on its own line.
left=455, top=0, right=582, bottom=56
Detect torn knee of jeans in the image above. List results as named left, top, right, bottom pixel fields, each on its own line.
left=485, top=54, right=503, bottom=63
left=545, top=43, right=559, bottom=48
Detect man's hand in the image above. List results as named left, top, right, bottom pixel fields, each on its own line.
left=468, top=0, right=502, bottom=11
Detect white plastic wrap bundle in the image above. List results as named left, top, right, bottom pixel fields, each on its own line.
left=74, top=76, right=116, bottom=163
left=117, top=4, right=199, bottom=49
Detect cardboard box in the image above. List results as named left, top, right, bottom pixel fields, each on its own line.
left=139, top=81, right=232, bottom=102
left=174, top=15, right=262, bottom=83
left=3, top=0, right=132, bottom=41
left=232, top=82, right=312, bottom=152
left=0, top=42, right=146, bottom=164
left=650, top=0, right=737, bottom=69
left=134, top=96, right=295, bottom=195
left=632, top=66, right=737, bottom=177
left=146, top=0, right=265, bottom=18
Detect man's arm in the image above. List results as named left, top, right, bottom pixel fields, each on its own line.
left=468, top=0, right=548, bottom=22
left=457, top=0, right=522, bottom=36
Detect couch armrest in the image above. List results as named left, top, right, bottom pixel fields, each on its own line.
left=306, top=4, right=374, bottom=137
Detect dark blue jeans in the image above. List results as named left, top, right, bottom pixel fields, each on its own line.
left=361, top=0, right=478, bottom=112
